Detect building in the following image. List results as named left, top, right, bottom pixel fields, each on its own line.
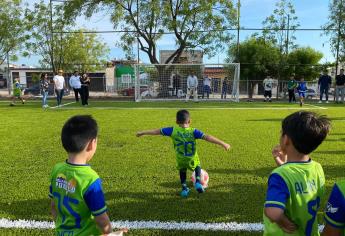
left=159, top=50, right=203, bottom=64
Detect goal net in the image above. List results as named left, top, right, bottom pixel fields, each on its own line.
left=133, top=63, right=240, bottom=102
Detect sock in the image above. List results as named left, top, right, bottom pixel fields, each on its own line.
left=195, top=166, right=201, bottom=184
left=179, top=169, right=187, bottom=190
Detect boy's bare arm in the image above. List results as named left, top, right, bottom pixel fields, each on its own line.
left=95, top=212, right=112, bottom=235
left=50, top=200, right=57, bottom=220
left=203, top=135, right=230, bottom=150
left=264, top=207, right=297, bottom=234
left=136, top=129, right=161, bottom=137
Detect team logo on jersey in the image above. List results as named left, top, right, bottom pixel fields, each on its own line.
left=56, top=174, right=77, bottom=193
left=325, top=202, right=338, bottom=213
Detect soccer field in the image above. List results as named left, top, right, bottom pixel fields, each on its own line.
left=0, top=100, right=344, bottom=235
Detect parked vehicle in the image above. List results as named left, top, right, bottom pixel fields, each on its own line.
left=120, top=85, right=148, bottom=96
left=295, top=88, right=317, bottom=99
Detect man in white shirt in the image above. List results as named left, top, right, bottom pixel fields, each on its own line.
left=53, top=69, right=66, bottom=106
left=202, top=75, right=212, bottom=99
left=263, top=75, right=274, bottom=102
left=69, top=70, right=81, bottom=102
left=186, top=72, right=198, bottom=102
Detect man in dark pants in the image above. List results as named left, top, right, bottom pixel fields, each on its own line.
left=318, top=70, right=332, bottom=103
left=287, top=74, right=297, bottom=103
left=335, top=69, right=345, bottom=103
left=69, top=71, right=81, bottom=102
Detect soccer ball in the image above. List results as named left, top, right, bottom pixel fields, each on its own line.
left=191, top=169, right=209, bottom=189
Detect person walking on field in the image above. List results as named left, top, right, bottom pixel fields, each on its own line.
left=53, top=69, right=66, bottom=107
left=186, top=72, right=198, bottom=102
left=69, top=71, right=81, bottom=102
left=287, top=75, right=297, bottom=103
left=221, top=78, right=229, bottom=99
left=40, top=73, right=50, bottom=108
left=263, top=75, right=274, bottom=102
left=81, top=73, right=91, bottom=106
left=335, top=69, right=345, bottom=103
left=318, top=70, right=332, bottom=103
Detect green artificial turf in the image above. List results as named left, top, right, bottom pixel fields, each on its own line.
left=0, top=100, right=344, bottom=235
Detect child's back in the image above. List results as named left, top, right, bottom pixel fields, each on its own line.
left=264, top=160, right=325, bottom=235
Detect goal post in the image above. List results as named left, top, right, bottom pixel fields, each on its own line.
left=134, top=63, right=240, bottom=102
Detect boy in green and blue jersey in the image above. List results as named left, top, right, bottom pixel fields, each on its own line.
left=49, top=115, right=127, bottom=236
left=322, top=180, right=345, bottom=236
left=264, top=111, right=331, bottom=236
left=137, top=110, right=230, bottom=197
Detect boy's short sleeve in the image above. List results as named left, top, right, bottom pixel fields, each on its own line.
left=193, top=129, right=205, bottom=139
left=84, top=178, right=107, bottom=216
left=264, top=173, right=290, bottom=210
left=160, top=127, right=173, bottom=136
left=324, top=183, right=345, bottom=228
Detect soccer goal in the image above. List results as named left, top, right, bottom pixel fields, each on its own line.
left=133, top=63, right=240, bottom=102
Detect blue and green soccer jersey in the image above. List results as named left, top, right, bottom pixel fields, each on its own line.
left=161, top=126, right=205, bottom=170
left=324, top=180, right=345, bottom=234
left=263, top=159, right=325, bottom=236
left=13, top=82, right=21, bottom=97
left=49, top=161, right=107, bottom=236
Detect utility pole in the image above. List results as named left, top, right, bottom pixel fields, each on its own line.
left=7, top=51, right=11, bottom=95
left=137, top=0, right=140, bottom=64
left=236, top=0, right=240, bottom=62
left=286, top=14, right=290, bottom=55
left=49, top=0, right=54, bottom=74
left=335, top=0, right=343, bottom=75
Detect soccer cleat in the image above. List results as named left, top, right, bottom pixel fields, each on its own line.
left=195, top=182, right=205, bottom=193
left=318, top=100, right=322, bottom=103
left=22, top=100, right=25, bottom=104
left=326, top=101, right=329, bottom=104
left=180, top=188, right=190, bottom=198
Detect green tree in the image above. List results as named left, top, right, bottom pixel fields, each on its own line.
left=0, top=0, right=26, bottom=65
left=24, top=1, right=109, bottom=73
left=324, top=0, right=345, bottom=69
left=227, top=37, right=280, bottom=98
left=262, top=0, right=300, bottom=54
left=64, top=0, right=237, bottom=64
left=287, top=47, right=323, bottom=80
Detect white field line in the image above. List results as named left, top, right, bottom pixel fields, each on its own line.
left=304, top=103, right=328, bottom=110
left=50, top=102, right=75, bottom=109
left=0, top=218, right=325, bottom=232
left=57, top=106, right=327, bottom=110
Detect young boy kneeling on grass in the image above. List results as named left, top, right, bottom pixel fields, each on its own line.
left=264, top=111, right=331, bottom=236
left=49, top=115, right=127, bottom=236
left=136, top=109, right=230, bottom=198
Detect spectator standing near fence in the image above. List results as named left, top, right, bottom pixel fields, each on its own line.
left=221, top=78, right=229, bottom=99
left=202, top=75, right=211, bottom=99
left=53, top=69, right=66, bottom=107
left=69, top=71, right=81, bottom=102
left=318, top=70, right=332, bottom=103
left=81, top=73, right=91, bottom=106
left=186, top=72, right=198, bottom=102
left=263, top=75, right=274, bottom=102
left=40, top=73, right=50, bottom=108
left=287, top=75, right=297, bottom=103
left=335, top=69, right=345, bottom=103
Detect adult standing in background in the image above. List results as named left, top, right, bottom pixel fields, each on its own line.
left=335, top=69, right=345, bottom=103
left=202, top=75, right=211, bottom=99
left=186, top=72, right=198, bottom=102
left=287, top=74, right=297, bottom=103
left=81, top=73, right=90, bottom=106
left=40, top=73, right=50, bottom=108
left=221, top=78, right=229, bottom=99
left=69, top=71, right=81, bottom=102
left=263, top=75, right=274, bottom=102
left=53, top=69, right=66, bottom=107
left=318, top=70, right=332, bottom=103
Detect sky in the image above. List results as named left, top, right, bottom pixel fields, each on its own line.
left=18, top=0, right=334, bottom=67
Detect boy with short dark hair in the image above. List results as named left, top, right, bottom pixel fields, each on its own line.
left=10, top=78, right=25, bottom=106
left=297, top=77, right=307, bottom=107
left=264, top=111, right=331, bottom=236
left=49, top=115, right=126, bottom=236
left=136, top=109, right=230, bottom=197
